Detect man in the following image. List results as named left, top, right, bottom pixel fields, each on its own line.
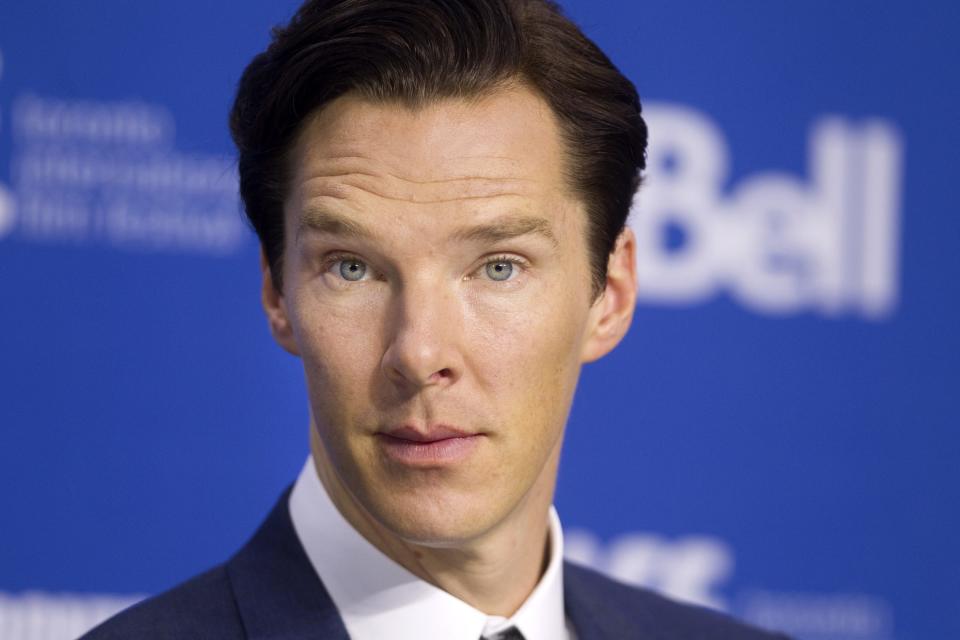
left=84, top=0, right=789, bottom=638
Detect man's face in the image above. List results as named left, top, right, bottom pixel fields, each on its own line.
left=267, top=85, right=634, bottom=546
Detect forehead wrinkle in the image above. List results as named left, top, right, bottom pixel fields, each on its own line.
left=303, top=150, right=532, bottom=184
left=301, top=146, right=523, bottom=175
left=298, top=146, right=540, bottom=195
left=300, top=173, right=532, bottom=206
left=308, top=170, right=527, bottom=186
left=379, top=170, right=533, bottom=187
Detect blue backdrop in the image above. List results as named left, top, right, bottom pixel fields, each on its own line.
left=1, top=2, right=957, bottom=639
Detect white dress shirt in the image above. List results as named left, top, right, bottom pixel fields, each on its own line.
left=288, top=456, right=573, bottom=640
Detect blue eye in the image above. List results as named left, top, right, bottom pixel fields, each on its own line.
left=485, top=260, right=514, bottom=281
left=339, top=259, right=367, bottom=281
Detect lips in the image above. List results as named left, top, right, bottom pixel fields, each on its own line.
left=377, top=424, right=483, bottom=465
left=383, top=424, right=475, bottom=443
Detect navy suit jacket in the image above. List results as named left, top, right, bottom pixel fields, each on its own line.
left=82, top=488, right=790, bottom=639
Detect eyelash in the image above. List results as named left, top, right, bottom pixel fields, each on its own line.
left=320, top=253, right=529, bottom=282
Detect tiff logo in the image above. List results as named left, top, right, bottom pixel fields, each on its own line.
left=632, top=103, right=903, bottom=319
left=565, top=529, right=732, bottom=611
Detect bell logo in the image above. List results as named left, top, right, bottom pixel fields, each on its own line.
left=0, top=48, right=13, bottom=239
left=632, top=104, right=903, bottom=320
left=0, top=185, right=14, bottom=239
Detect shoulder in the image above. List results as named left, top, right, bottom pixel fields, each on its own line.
left=79, top=564, right=244, bottom=639
left=563, top=561, right=792, bottom=639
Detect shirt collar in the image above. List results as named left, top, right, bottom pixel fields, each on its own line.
left=288, top=456, right=568, bottom=640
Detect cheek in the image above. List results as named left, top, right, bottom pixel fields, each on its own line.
left=289, top=292, right=384, bottom=417
left=468, top=284, right=586, bottom=422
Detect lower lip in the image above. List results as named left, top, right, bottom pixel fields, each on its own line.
left=377, top=434, right=483, bottom=466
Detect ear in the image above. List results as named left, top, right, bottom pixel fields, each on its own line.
left=260, top=249, right=300, bottom=356
left=580, top=227, right=638, bottom=363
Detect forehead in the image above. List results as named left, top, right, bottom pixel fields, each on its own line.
left=287, top=85, right=573, bottom=208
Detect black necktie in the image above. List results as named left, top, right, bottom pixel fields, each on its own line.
left=483, top=627, right=526, bottom=640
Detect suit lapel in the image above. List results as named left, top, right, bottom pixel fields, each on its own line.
left=226, top=487, right=351, bottom=640
left=563, top=561, right=657, bottom=640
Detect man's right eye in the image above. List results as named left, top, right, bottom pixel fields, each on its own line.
left=335, top=258, right=368, bottom=281
left=323, top=254, right=368, bottom=282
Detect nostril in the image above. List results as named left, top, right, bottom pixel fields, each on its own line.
left=430, top=367, right=454, bottom=383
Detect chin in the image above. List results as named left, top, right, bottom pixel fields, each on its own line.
left=365, top=486, right=505, bottom=548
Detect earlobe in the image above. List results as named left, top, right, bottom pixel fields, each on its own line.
left=260, top=250, right=300, bottom=356
left=581, top=227, right=638, bottom=363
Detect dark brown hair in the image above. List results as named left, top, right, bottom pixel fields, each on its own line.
left=230, top=0, right=647, bottom=296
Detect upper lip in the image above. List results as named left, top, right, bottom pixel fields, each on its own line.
left=381, top=424, right=478, bottom=443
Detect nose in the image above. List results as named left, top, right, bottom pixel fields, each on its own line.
left=380, top=281, right=463, bottom=390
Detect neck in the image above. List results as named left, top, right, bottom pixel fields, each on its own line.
left=310, top=428, right=559, bottom=617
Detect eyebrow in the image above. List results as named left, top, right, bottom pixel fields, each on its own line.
left=298, top=205, right=372, bottom=241
left=298, top=205, right=558, bottom=248
left=451, top=215, right=558, bottom=248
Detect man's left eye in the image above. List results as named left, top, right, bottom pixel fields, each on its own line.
left=485, top=260, right=516, bottom=282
